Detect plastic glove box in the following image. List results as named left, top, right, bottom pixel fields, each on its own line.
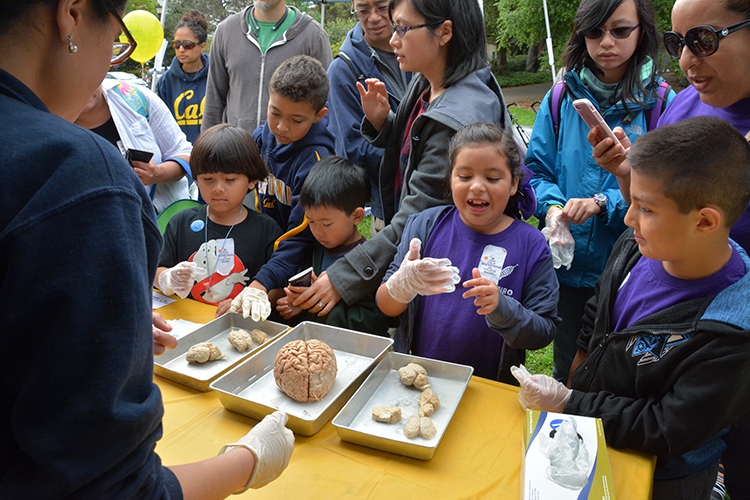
left=522, top=410, right=616, bottom=500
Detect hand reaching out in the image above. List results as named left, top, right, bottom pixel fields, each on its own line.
left=152, top=312, right=178, bottom=356
left=511, top=365, right=572, bottom=412
left=357, top=78, right=390, bottom=133
left=385, top=238, right=461, bottom=304
left=293, top=271, right=341, bottom=316
left=462, top=268, right=499, bottom=315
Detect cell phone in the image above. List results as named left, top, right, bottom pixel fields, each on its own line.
left=288, top=267, right=313, bottom=287
left=572, top=98, right=622, bottom=148
left=125, top=148, right=154, bottom=165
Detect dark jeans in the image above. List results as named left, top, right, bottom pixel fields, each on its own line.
left=552, top=283, right=595, bottom=382
left=652, top=463, right=719, bottom=500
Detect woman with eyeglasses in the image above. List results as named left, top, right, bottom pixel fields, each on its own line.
left=293, top=0, right=528, bottom=323
left=0, top=1, right=293, bottom=497
left=525, top=0, right=674, bottom=388
left=156, top=9, right=209, bottom=143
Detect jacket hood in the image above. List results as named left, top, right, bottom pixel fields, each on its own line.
left=421, top=66, right=507, bottom=129
left=259, top=117, right=335, bottom=162
left=702, top=240, right=750, bottom=332
left=167, top=53, right=209, bottom=82
left=239, top=5, right=313, bottom=41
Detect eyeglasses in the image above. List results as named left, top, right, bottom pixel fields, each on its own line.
left=391, top=22, right=443, bottom=38
left=173, top=40, right=198, bottom=50
left=109, top=6, right=137, bottom=65
left=351, top=5, right=389, bottom=20
left=583, top=24, right=640, bottom=40
left=663, top=19, right=750, bottom=59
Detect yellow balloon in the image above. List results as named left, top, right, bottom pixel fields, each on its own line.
left=120, top=10, right=164, bottom=64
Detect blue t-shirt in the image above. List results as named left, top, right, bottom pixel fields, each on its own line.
left=612, top=244, right=745, bottom=332
left=414, top=208, right=549, bottom=379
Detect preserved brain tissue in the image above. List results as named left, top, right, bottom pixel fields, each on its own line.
left=274, top=339, right=337, bottom=402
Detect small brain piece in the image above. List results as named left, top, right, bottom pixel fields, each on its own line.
left=398, top=363, right=429, bottom=389
left=404, top=416, right=420, bottom=438
left=186, top=342, right=225, bottom=364
left=372, top=406, right=402, bottom=424
left=419, top=417, right=437, bottom=439
left=228, top=329, right=253, bottom=352
left=251, top=328, right=269, bottom=345
left=274, top=339, right=337, bottom=402
left=418, top=388, right=440, bottom=417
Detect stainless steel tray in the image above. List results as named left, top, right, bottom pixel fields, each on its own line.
left=210, top=321, right=394, bottom=436
left=154, top=313, right=288, bottom=392
left=332, top=352, right=473, bottom=460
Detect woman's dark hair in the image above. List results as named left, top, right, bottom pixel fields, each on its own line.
left=191, top=124, right=268, bottom=181
left=726, top=0, right=750, bottom=15
left=447, top=122, right=525, bottom=219
left=175, top=9, right=208, bottom=44
left=389, top=0, right=488, bottom=89
left=563, top=0, right=660, bottom=112
left=0, top=0, right=126, bottom=32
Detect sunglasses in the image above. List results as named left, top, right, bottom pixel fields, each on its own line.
left=173, top=40, right=199, bottom=50
left=109, top=5, right=136, bottom=65
left=583, top=24, right=640, bottom=40
left=663, top=18, right=750, bottom=59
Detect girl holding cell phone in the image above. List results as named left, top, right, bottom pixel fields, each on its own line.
left=524, top=0, right=675, bottom=384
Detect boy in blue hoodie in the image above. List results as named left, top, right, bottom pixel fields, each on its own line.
left=218, top=55, right=335, bottom=317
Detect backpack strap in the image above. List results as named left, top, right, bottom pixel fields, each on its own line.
left=335, top=51, right=366, bottom=85
left=549, top=80, right=566, bottom=139
left=115, top=81, right=150, bottom=122
left=647, top=80, right=671, bottom=131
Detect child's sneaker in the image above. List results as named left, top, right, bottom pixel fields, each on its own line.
left=711, top=462, right=726, bottom=500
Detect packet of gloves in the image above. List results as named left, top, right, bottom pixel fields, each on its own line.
left=522, top=410, right=615, bottom=500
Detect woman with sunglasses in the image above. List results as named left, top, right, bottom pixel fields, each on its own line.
left=156, top=9, right=209, bottom=143
left=292, top=0, right=530, bottom=323
left=0, top=1, right=293, bottom=497
left=525, top=0, right=674, bottom=387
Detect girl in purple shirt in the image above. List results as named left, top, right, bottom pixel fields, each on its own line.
left=377, top=123, right=559, bottom=382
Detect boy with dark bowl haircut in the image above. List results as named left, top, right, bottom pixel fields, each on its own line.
left=513, top=116, right=750, bottom=498
left=276, top=156, right=391, bottom=337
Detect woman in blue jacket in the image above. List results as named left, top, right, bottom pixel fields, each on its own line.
left=157, top=9, right=209, bottom=143
left=526, top=0, right=674, bottom=383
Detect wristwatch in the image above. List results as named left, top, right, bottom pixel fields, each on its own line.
left=593, top=193, right=608, bottom=214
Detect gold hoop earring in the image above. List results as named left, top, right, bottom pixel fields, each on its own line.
left=67, top=34, right=78, bottom=54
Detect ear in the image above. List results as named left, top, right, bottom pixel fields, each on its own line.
left=509, top=176, right=520, bottom=197
left=351, top=206, right=366, bottom=225
left=56, top=0, right=85, bottom=45
left=695, top=206, right=723, bottom=234
left=436, top=19, right=453, bottom=47
left=247, top=179, right=259, bottom=191
left=313, top=107, right=328, bottom=123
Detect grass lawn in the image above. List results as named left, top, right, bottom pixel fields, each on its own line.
left=525, top=344, right=554, bottom=377
left=508, top=106, right=538, bottom=127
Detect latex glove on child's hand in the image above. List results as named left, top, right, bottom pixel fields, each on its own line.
left=385, top=238, right=461, bottom=304
left=541, top=208, right=574, bottom=270
left=157, top=261, right=205, bottom=299
left=230, top=287, right=272, bottom=322
left=218, top=411, right=295, bottom=491
left=511, top=365, right=572, bottom=413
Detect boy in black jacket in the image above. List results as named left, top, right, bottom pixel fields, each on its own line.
left=513, top=116, right=750, bottom=499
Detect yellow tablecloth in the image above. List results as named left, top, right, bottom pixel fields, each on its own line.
left=155, top=298, right=655, bottom=499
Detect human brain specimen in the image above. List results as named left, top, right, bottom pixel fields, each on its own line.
left=273, top=339, right=337, bottom=402
left=186, top=342, right=225, bottom=363
left=227, top=329, right=253, bottom=352
left=398, top=363, right=430, bottom=390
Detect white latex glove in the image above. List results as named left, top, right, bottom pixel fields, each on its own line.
left=385, top=238, right=461, bottom=304
left=541, top=208, right=574, bottom=270
left=218, top=411, right=295, bottom=491
left=229, top=287, right=272, bottom=321
left=157, top=261, right=205, bottom=299
left=511, top=365, right=572, bottom=413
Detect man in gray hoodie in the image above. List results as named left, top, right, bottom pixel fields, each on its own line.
left=202, top=0, right=333, bottom=133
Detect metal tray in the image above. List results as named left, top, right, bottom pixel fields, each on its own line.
left=154, top=313, right=288, bottom=392
left=210, top=321, right=394, bottom=436
left=332, top=352, right=473, bottom=460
